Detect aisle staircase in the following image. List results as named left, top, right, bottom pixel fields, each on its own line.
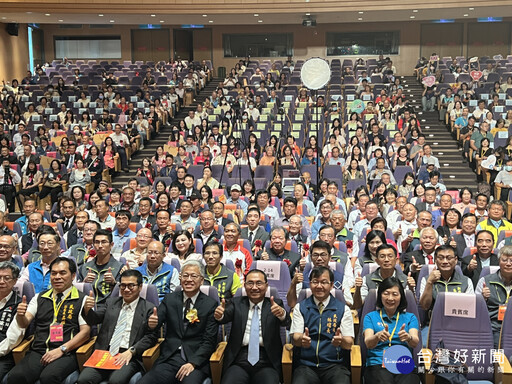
left=111, top=77, right=222, bottom=188
left=401, top=76, right=477, bottom=190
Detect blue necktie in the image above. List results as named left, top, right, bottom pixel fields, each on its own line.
left=248, top=305, right=260, bottom=366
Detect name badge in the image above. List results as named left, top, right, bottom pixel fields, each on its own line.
left=498, top=305, right=507, bottom=321
left=50, top=323, right=64, bottom=342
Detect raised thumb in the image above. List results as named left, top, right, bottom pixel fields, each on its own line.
left=152, top=307, right=157, bottom=316
left=336, top=327, right=341, bottom=336
left=472, top=255, right=477, bottom=261
left=483, top=282, right=486, bottom=288
left=22, top=295, right=26, bottom=304
left=408, top=272, right=412, bottom=277
left=358, top=272, right=361, bottom=277
left=304, top=327, right=309, bottom=336
left=384, top=324, right=389, bottom=332
left=270, top=296, right=275, bottom=305
left=221, top=298, right=226, bottom=308
left=89, top=290, right=93, bottom=297
left=412, top=256, right=417, bottom=263
left=108, top=267, right=112, bottom=273
left=400, top=324, right=406, bottom=331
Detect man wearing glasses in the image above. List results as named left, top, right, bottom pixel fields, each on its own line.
left=0, top=261, right=24, bottom=378
left=19, top=231, right=62, bottom=293
left=0, top=236, right=22, bottom=268
left=287, top=240, right=353, bottom=309
left=78, top=229, right=124, bottom=308
left=476, top=245, right=512, bottom=348
left=290, top=266, right=354, bottom=384
left=64, top=221, right=100, bottom=266
left=213, top=269, right=288, bottom=383
left=419, top=245, right=474, bottom=345
left=140, top=260, right=218, bottom=384
left=136, top=241, right=179, bottom=302
left=77, top=270, right=158, bottom=384
left=122, top=228, right=153, bottom=270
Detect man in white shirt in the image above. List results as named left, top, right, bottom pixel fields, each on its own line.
left=391, top=203, right=418, bottom=253
left=255, top=190, right=279, bottom=228
left=184, top=110, right=201, bottom=131
left=110, top=124, right=130, bottom=172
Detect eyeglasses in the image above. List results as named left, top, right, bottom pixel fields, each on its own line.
left=500, top=258, right=512, bottom=265
left=181, top=273, right=201, bottom=280
left=0, top=276, right=14, bottom=282
left=119, top=283, right=139, bottom=290
left=310, top=280, right=331, bottom=286
left=312, top=252, right=329, bottom=259
left=437, top=256, right=456, bottom=261
left=0, top=244, right=13, bottom=250
left=39, top=241, right=56, bottom=248
left=245, top=281, right=266, bottom=288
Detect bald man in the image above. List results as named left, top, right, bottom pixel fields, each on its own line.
left=0, top=236, right=22, bottom=269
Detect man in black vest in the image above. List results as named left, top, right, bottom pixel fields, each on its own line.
left=0, top=261, right=23, bottom=378
left=77, top=270, right=158, bottom=384
left=8, top=257, right=91, bottom=384
left=214, top=269, right=289, bottom=384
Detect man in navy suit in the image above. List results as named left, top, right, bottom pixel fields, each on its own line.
left=214, top=269, right=289, bottom=384
left=140, top=260, right=218, bottom=384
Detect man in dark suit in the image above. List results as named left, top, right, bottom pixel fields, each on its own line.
left=213, top=201, right=233, bottom=228
left=461, top=230, right=500, bottom=288
left=62, top=142, right=83, bottom=171
left=257, top=227, right=300, bottom=277
left=0, top=212, right=15, bottom=237
left=131, top=197, right=156, bottom=229
left=301, top=172, right=317, bottom=198
left=452, top=212, right=477, bottom=259
left=55, top=197, right=76, bottom=235
left=19, top=212, right=44, bottom=255
left=415, top=186, right=439, bottom=212
left=160, top=154, right=178, bottom=181
left=241, top=207, right=270, bottom=249
left=140, top=260, right=218, bottom=384
left=65, top=210, right=89, bottom=248
left=214, top=269, right=289, bottom=384
left=17, top=145, right=39, bottom=171
left=77, top=270, right=158, bottom=384
left=402, top=227, right=439, bottom=281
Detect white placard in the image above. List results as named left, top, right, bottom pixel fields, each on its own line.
left=444, top=292, right=476, bottom=318
left=489, top=266, right=500, bottom=274
left=258, top=261, right=282, bottom=281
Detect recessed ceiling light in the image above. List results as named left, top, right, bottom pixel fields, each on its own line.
left=1, top=17, right=6, bottom=20
left=306, top=13, right=311, bottom=16
left=160, top=20, right=164, bottom=23
left=98, top=14, right=104, bottom=17
left=358, top=17, right=363, bottom=20
left=254, top=13, right=259, bottom=16
left=45, top=13, right=51, bottom=16
left=109, top=20, right=115, bottom=23
left=413, top=9, right=418, bottom=12
left=463, top=14, right=469, bottom=17
left=469, top=7, right=474, bottom=10
left=258, top=20, right=263, bottom=23
left=202, top=14, right=207, bottom=17
left=410, top=15, right=415, bottom=18
left=358, top=11, right=364, bottom=14
left=58, top=19, right=63, bottom=22
left=26, top=12, right=32, bottom=14
left=150, top=14, right=156, bottom=17
left=208, top=20, right=213, bottom=23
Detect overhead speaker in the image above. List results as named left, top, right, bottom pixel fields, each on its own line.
left=6, top=23, right=19, bottom=36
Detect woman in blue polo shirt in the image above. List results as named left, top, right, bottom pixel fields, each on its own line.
left=363, top=276, right=420, bottom=383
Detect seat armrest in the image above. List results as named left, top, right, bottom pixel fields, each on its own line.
left=12, top=335, right=34, bottom=364
left=495, top=352, right=512, bottom=384
left=421, top=348, right=435, bottom=384
left=210, top=341, right=227, bottom=384
left=350, top=344, right=362, bottom=384
left=76, top=336, right=97, bottom=371
left=282, top=343, right=293, bottom=384
left=142, top=338, right=163, bottom=372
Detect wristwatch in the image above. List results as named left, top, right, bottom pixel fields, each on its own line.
left=60, top=345, right=68, bottom=354
left=129, top=346, right=136, bottom=355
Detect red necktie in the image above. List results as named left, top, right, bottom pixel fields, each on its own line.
left=426, top=254, right=434, bottom=264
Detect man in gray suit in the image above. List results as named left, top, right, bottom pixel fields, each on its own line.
left=241, top=207, right=269, bottom=250
left=77, top=270, right=158, bottom=384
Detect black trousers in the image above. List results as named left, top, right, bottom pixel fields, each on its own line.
left=221, top=346, right=279, bottom=384
left=18, top=186, right=39, bottom=196
left=138, top=353, right=207, bottom=384
left=292, top=363, right=350, bottom=384
left=77, top=360, right=139, bottom=384
left=0, top=184, right=17, bottom=212
left=364, top=365, right=420, bottom=384
left=39, top=185, right=63, bottom=206
left=0, top=353, right=15, bottom=381
left=117, top=147, right=128, bottom=170
left=6, top=351, right=78, bottom=384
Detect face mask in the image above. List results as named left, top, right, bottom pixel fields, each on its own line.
left=99, top=95, right=103, bottom=99
left=73, top=129, right=80, bottom=135
left=505, top=166, right=512, bottom=172
left=249, top=105, right=254, bottom=109
left=48, top=88, right=54, bottom=93
left=2, top=91, right=6, bottom=95
left=162, top=96, right=167, bottom=100
left=243, top=115, right=248, bottom=120
left=226, top=114, right=231, bottom=119
left=333, top=106, right=338, bottom=111
left=406, top=178, right=414, bottom=185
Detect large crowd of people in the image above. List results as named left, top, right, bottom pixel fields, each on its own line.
left=0, top=54, right=510, bottom=384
